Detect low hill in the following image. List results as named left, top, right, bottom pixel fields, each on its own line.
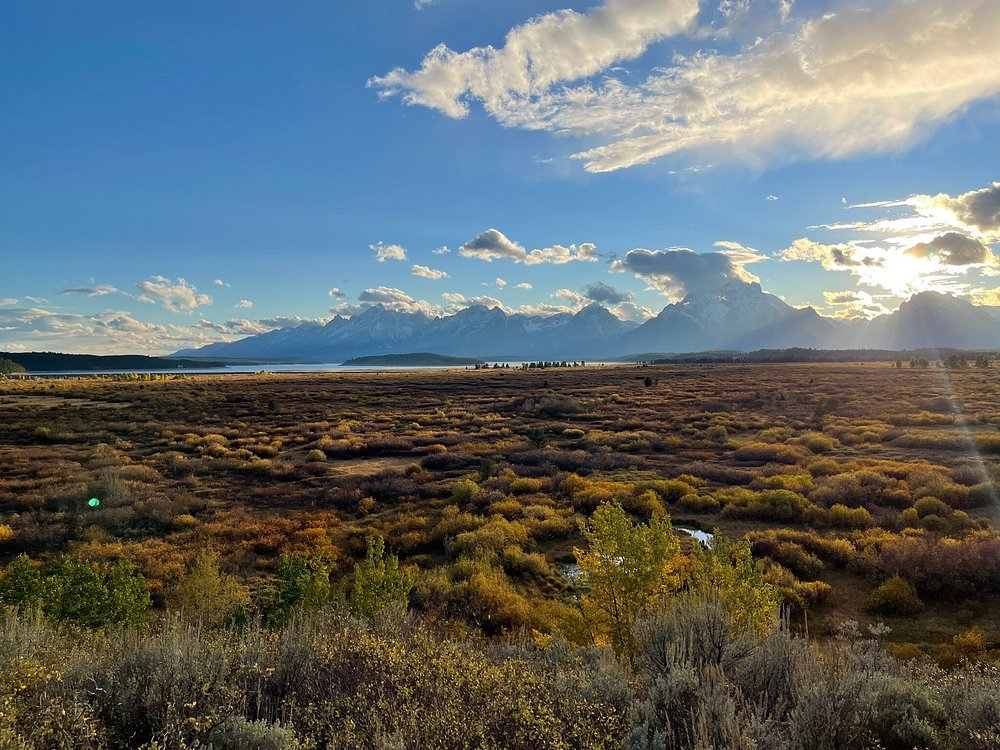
left=341, top=352, right=486, bottom=367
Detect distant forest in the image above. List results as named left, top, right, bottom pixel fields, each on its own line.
left=0, top=351, right=227, bottom=372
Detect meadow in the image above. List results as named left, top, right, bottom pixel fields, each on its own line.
left=2, top=363, right=1000, bottom=748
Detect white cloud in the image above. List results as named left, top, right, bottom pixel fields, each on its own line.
left=886, top=182, right=1000, bottom=241
left=411, top=264, right=449, bottom=279
left=135, top=277, right=212, bottom=312
left=328, top=287, right=346, bottom=299
left=495, top=277, right=507, bottom=288
left=414, top=0, right=435, bottom=9
left=357, top=286, right=438, bottom=315
left=766, top=195, right=779, bottom=202
left=780, top=238, right=880, bottom=271
left=235, top=299, right=253, bottom=309
left=370, top=241, right=408, bottom=263
left=783, top=179, right=1000, bottom=297
left=0, top=306, right=240, bottom=355
left=0, top=298, right=17, bottom=307
left=375, top=0, right=1000, bottom=173
left=432, top=245, right=451, bottom=255
left=820, top=289, right=892, bottom=320
left=514, top=282, right=533, bottom=289
left=371, top=0, right=699, bottom=119
left=213, top=279, right=230, bottom=287
left=458, top=228, right=599, bottom=265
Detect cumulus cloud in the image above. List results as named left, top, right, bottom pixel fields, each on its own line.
left=904, top=233, right=994, bottom=266
left=784, top=179, right=1000, bottom=297
left=495, top=277, right=507, bottom=288
left=899, top=182, right=1000, bottom=240
left=0, top=305, right=235, bottom=355
left=781, top=238, right=881, bottom=270
left=411, top=264, right=449, bottom=279
left=550, top=284, right=653, bottom=321
left=213, top=279, right=230, bottom=287
left=440, top=292, right=511, bottom=314
left=0, top=298, right=18, bottom=307
left=458, top=229, right=526, bottom=262
left=821, top=289, right=892, bottom=319
left=235, top=299, right=253, bottom=309
left=971, top=287, right=1000, bottom=306
left=59, top=284, right=118, bottom=297
left=328, top=287, right=346, bottom=299
left=459, top=228, right=598, bottom=265
left=432, top=245, right=451, bottom=255
left=514, top=282, right=532, bottom=289
left=135, top=277, right=212, bottom=312
left=370, top=242, right=408, bottom=263
left=357, top=286, right=437, bottom=315
left=583, top=281, right=631, bottom=305
left=612, top=247, right=761, bottom=297
left=374, top=0, right=1000, bottom=172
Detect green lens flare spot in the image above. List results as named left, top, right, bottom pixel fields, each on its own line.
left=88, top=498, right=101, bottom=508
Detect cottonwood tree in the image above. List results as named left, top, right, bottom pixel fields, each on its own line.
left=351, top=535, right=413, bottom=619
left=574, top=502, right=683, bottom=658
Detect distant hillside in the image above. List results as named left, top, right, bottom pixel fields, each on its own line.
left=341, top=352, right=485, bottom=366
left=1, top=351, right=228, bottom=372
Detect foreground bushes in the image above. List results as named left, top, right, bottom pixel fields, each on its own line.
left=2, top=602, right=1000, bottom=750
left=0, top=611, right=629, bottom=750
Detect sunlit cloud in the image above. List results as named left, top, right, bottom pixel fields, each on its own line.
left=370, top=241, right=408, bottom=263
left=411, top=264, right=449, bottom=279
left=458, top=228, right=598, bottom=265
left=134, top=276, right=212, bottom=312
left=373, top=0, right=1000, bottom=172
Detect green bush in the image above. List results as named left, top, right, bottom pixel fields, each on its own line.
left=0, top=556, right=42, bottom=610
left=40, top=556, right=150, bottom=629
left=867, top=576, right=923, bottom=616
left=261, top=553, right=332, bottom=626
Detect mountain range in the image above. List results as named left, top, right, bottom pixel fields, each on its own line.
left=175, top=283, right=1000, bottom=361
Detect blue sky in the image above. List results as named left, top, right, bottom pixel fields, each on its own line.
left=2, top=0, right=1000, bottom=353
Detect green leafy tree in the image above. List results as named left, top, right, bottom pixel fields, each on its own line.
left=350, top=536, right=413, bottom=619
left=689, top=536, right=780, bottom=635
left=0, top=555, right=42, bottom=610
left=263, top=553, right=331, bottom=626
left=574, top=502, right=683, bottom=658
left=975, top=353, right=991, bottom=368
left=170, top=553, right=251, bottom=627
left=40, top=556, right=150, bottom=629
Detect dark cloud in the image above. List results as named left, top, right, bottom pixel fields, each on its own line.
left=583, top=282, right=632, bottom=305
left=904, top=232, right=993, bottom=265
left=939, top=182, right=1000, bottom=234
left=59, top=285, right=117, bottom=297
left=459, top=229, right=526, bottom=262
left=612, top=248, right=755, bottom=295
